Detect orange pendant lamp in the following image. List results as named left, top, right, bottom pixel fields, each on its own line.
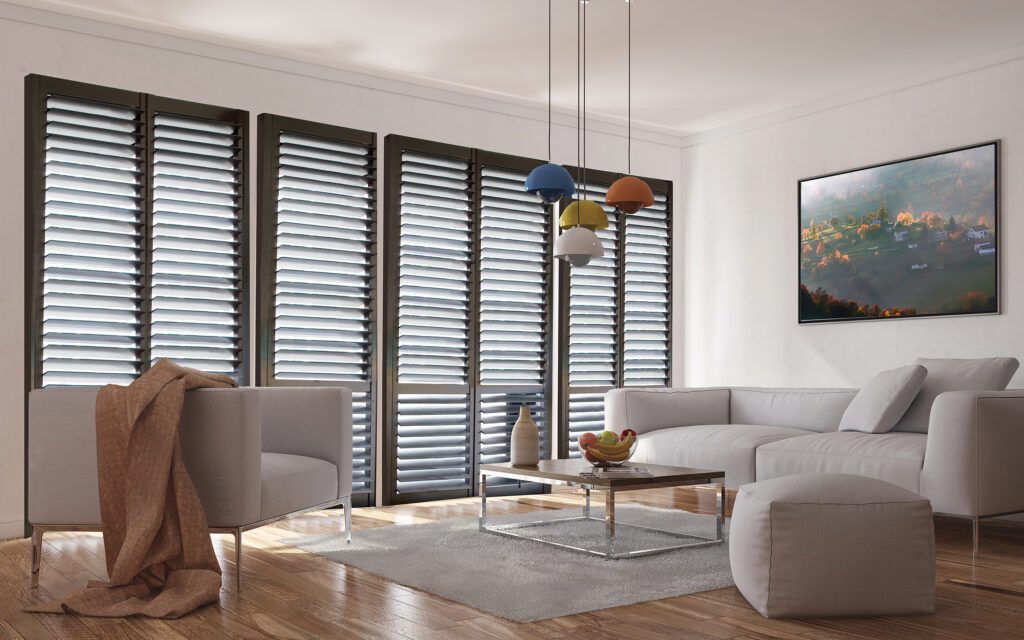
left=606, top=0, right=654, bottom=215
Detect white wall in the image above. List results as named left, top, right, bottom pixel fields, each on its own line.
left=678, top=57, right=1024, bottom=389
left=0, top=5, right=682, bottom=538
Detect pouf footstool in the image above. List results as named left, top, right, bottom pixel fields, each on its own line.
left=730, top=473, right=935, bottom=618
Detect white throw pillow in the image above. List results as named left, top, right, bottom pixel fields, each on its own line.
left=839, top=365, right=927, bottom=434
left=893, top=357, right=1020, bottom=433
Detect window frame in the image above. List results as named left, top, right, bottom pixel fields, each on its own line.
left=381, top=136, right=554, bottom=505
left=256, top=113, right=378, bottom=507
left=26, top=75, right=251, bottom=389
left=555, top=169, right=672, bottom=458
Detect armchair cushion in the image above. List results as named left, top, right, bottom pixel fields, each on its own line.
left=260, top=453, right=338, bottom=521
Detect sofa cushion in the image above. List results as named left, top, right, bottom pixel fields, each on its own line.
left=755, top=432, right=927, bottom=493
left=729, top=389, right=857, bottom=433
left=894, top=357, right=1019, bottom=433
left=839, top=365, right=926, bottom=434
left=260, top=452, right=338, bottom=520
left=632, top=424, right=813, bottom=488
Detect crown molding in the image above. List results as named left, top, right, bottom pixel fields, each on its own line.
left=677, top=41, right=1024, bottom=149
left=0, top=1, right=686, bottom=148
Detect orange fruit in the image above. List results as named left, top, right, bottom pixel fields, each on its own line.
left=578, top=432, right=599, bottom=450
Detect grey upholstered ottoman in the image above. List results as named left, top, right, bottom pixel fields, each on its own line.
left=730, top=473, right=935, bottom=618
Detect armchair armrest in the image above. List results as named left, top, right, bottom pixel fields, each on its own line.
left=255, top=387, right=353, bottom=499
left=605, top=387, right=730, bottom=435
left=921, top=390, right=1024, bottom=517
left=179, top=388, right=263, bottom=528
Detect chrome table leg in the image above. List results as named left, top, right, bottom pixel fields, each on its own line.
left=717, top=483, right=726, bottom=542
left=479, top=474, right=487, bottom=531
left=584, top=488, right=591, bottom=519
left=605, top=490, right=616, bottom=558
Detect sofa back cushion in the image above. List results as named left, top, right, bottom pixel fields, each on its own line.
left=730, top=388, right=857, bottom=432
left=893, top=357, right=1020, bottom=433
left=839, top=365, right=927, bottom=434
left=605, top=387, right=730, bottom=435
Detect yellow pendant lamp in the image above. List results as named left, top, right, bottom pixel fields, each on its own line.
left=607, top=0, right=655, bottom=215
left=559, top=199, right=607, bottom=230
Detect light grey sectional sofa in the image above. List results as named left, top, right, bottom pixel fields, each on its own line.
left=607, top=373, right=1024, bottom=553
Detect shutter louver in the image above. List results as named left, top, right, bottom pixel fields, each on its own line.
left=272, top=132, right=374, bottom=380
left=394, top=150, right=473, bottom=498
left=40, top=95, right=144, bottom=387
left=477, top=163, right=551, bottom=484
left=150, top=112, right=243, bottom=377
left=396, top=393, right=472, bottom=493
left=565, top=184, right=618, bottom=457
left=623, top=191, right=671, bottom=386
left=351, top=391, right=373, bottom=493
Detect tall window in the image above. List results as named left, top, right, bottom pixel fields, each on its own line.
left=559, top=172, right=672, bottom=457
left=26, top=76, right=248, bottom=389
left=257, top=114, right=377, bottom=506
left=381, top=136, right=553, bottom=504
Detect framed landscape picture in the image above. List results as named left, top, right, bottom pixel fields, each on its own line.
left=799, top=141, right=998, bottom=324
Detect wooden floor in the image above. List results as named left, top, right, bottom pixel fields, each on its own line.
left=2, top=486, right=1024, bottom=639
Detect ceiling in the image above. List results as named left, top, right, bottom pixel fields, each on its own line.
left=13, top=0, right=1024, bottom=135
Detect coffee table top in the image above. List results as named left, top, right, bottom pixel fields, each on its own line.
left=480, top=459, right=724, bottom=488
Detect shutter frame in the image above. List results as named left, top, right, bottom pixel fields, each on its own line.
left=257, top=114, right=377, bottom=504
left=382, top=135, right=477, bottom=504
left=145, top=96, right=249, bottom=382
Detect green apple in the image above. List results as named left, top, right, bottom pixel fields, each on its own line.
left=598, top=430, right=618, bottom=446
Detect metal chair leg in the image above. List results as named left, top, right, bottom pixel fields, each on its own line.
left=341, top=496, right=352, bottom=543
left=30, top=527, right=43, bottom=588
left=234, top=528, right=243, bottom=591
left=972, top=517, right=980, bottom=562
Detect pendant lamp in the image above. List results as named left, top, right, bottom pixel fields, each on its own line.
left=525, top=0, right=575, bottom=204
left=556, top=0, right=604, bottom=267
left=606, top=0, right=654, bottom=214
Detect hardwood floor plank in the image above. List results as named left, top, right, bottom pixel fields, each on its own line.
left=2, top=488, right=1023, bottom=639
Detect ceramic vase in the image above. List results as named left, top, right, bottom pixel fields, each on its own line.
left=510, top=405, right=540, bottom=466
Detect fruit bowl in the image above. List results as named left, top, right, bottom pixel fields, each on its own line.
left=578, top=429, right=638, bottom=467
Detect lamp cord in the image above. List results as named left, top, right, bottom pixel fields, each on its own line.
left=582, top=0, right=587, bottom=196
left=547, top=0, right=551, bottom=161
left=627, top=0, right=631, bottom=175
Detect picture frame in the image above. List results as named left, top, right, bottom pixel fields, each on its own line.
left=798, top=141, right=999, bottom=324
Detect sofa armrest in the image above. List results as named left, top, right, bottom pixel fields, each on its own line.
left=921, top=390, right=1024, bottom=517
left=256, top=387, right=353, bottom=499
left=605, top=387, right=731, bottom=435
left=179, top=388, right=263, bottom=528
left=28, top=389, right=103, bottom=525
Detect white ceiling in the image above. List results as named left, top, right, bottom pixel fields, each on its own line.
left=12, top=0, right=1024, bottom=134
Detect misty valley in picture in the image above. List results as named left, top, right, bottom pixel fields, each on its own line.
left=799, top=142, right=997, bottom=323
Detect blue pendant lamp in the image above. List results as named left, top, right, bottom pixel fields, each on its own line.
left=525, top=0, right=575, bottom=204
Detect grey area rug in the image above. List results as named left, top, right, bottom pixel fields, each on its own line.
left=282, top=504, right=733, bottom=622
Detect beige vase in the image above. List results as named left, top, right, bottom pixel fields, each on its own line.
left=509, top=405, right=540, bottom=466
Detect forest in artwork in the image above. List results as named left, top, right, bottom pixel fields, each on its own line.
left=799, top=144, right=996, bottom=322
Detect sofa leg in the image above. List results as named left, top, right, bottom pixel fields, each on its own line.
left=234, top=528, right=243, bottom=591
left=30, top=527, right=43, bottom=588
left=341, top=496, right=352, bottom=544
left=972, top=517, right=980, bottom=561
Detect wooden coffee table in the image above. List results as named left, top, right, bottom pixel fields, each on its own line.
left=479, top=460, right=726, bottom=559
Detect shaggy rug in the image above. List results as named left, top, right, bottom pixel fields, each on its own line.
left=282, top=504, right=733, bottom=622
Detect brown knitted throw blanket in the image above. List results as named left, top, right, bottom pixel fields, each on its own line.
left=30, top=360, right=236, bottom=618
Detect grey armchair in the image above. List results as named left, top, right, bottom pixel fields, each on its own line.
left=27, top=386, right=353, bottom=589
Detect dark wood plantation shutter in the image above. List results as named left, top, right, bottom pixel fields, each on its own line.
left=561, top=178, right=620, bottom=457
left=27, top=76, right=250, bottom=390
left=622, top=187, right=672, bottom=386
left=29, top=80, right=145, bottom=387
left=383, top=137, right=475, bottom=503
left=257, top=114, right=377, bottom=504
left=476, top=153, right=552, bottom=492
left=557, top=173, right=672, bottom=458
left=148, top=99, right=247, bottom=379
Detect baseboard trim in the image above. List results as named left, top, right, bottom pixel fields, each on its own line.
left=0, top=519, right=25, bottom=541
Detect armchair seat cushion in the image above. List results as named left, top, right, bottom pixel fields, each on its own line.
left=260, top=453, right=338, bottom=521
left=631, top=424, right=812, bottom=488
left=756, top=432, right=927, bottom=493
